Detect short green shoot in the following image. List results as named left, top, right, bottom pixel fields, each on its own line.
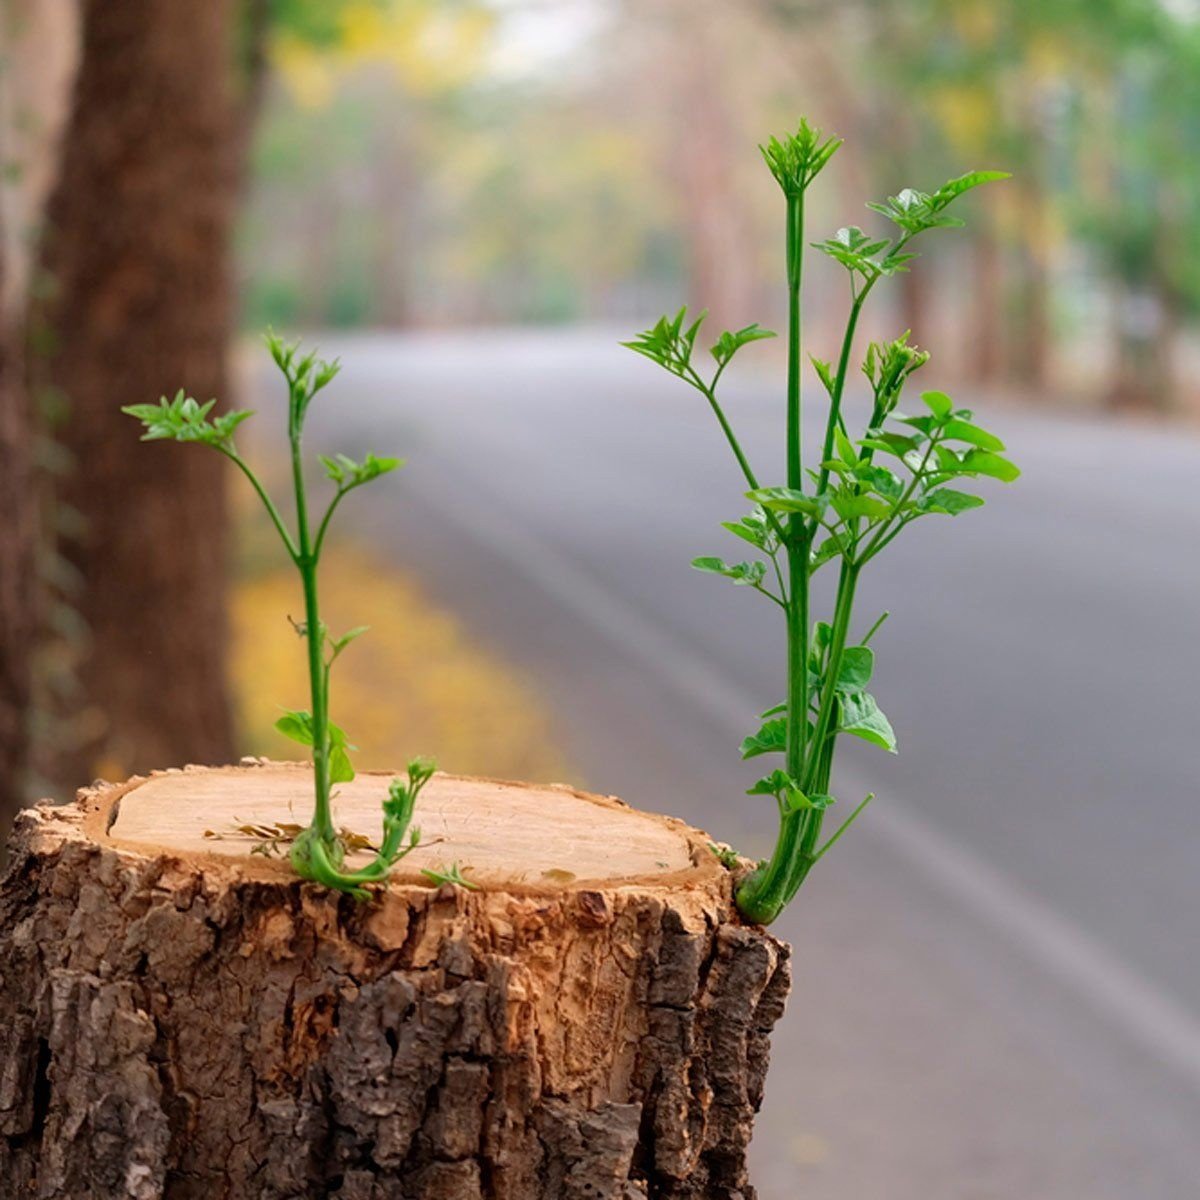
left=625, top=119, right=1016, bottom=925
left=421, top=861, right=479, bottom=891
left=124, top=334, right=434, bottom=899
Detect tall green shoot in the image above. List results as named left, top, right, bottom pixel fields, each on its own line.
left=625, top=120, right=1016, bottom=925
left=123, top=334, right=432, bottom=898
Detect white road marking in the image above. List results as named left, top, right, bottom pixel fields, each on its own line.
left=433, top=485, right=1200, bottom=1097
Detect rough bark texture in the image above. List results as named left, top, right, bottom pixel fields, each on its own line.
left=0, top=771, right=789, bottom=1199
left=35, top=0, right=238, bottom=788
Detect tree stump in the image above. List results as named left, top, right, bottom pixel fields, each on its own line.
left=0, top=761, right=789, bottom=1200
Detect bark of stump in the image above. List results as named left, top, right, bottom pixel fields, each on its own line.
left=0, top=761, right=790, bottom=1200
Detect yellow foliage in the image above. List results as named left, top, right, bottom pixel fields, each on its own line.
left=275, top=0, right=494, bottom=108
left=929, top=84, right=996, bottom=155
left=231, top=543, right=571, bottom=785
left=273, top=37, right=337, bottom=109
left=949, top=0, right=999, bottom=46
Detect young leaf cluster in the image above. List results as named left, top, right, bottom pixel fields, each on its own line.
left=124, top=334, right=436, bottom=899
left=625, top=118, right=1015, bottom=925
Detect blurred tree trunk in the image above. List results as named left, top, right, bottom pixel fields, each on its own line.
left=0, top=0, right=79, bottom=831
left=969, top=228, right=1005, bottom=383
left=373, top=115, right=417, bottom=327
left=0, top=230, right=36, bottom=834
left=36, top=0, right=239, bottom=787
left=896, top=263, right=930, bottom=347
left=671, top=9, right=756, bottom=331
left=1010, top=179, right=1051, bottom=389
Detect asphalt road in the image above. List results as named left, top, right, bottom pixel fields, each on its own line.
left=253, top=328, right=1200, bottom=1199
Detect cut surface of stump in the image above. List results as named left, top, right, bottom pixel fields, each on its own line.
left=0, top=762, right=790, bottom=1200
left=99, top=762, right=699, bottom=887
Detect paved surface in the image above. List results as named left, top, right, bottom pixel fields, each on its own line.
left=251, top=328, right=1200, bottom=1199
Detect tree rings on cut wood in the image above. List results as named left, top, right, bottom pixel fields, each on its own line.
left=0, top=761, right=790, bottom=1199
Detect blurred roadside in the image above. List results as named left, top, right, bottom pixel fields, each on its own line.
left=231, top=527, right=571, bottom=785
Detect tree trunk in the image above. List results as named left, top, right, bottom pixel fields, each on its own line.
left=671, top=8, right=757, bottom=332
left=896, top=264, right=930, bottom=349
left=1010, top=180, right=1050, bottom=390
left=35, top=0, right=239, bottom=789
left=0, top=762, right=788, bottom=1199
left=0, top=232, right=35, bottom=837
left=968, top=228, right=1004, bottom=384
left=0, top=0, right=81, bottom=836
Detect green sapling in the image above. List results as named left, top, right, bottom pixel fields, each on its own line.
left=625, top=119, right=1017, bottom=925
left=124, top=333, right=432, bottom=899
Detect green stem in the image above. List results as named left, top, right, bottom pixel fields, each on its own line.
left=812, top=287, right=869, bottom=504
left=221, top=448, right=298, bottom=562
left=813, top=792, right=875, bottom=864
left=784, top=187, right=810, bottom=784
left=803, top=559, right=860, bottom=794
left=786, top=558, right=860, bottom=896
left=786, top=193, right=804, bottom=490
left=290, top=426, right=334, bottom=843
left=736, top=189, right=811, bottom=928
left=698, top=382, right=761, bottom=491
left=313, top=488, right=348, bottom=561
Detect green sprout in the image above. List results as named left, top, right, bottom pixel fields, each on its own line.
left=625, top=118, right=1017, bottom=925
left=123, top=333, right=433, bottom=898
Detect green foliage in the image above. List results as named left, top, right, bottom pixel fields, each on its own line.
left=759, top=117, right=843, bottom=195
left=866, top=172, right=1010, bottom=236
left=123, top=392, right=252, bottom=448
left=124, top=333, right=434, bottom=899
left=625, top=119, right=1015, bottom=925
left=421, top=861, right=479, bottom=891
left=320, top=452, right=403, bottom=489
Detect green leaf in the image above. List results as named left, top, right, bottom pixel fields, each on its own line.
left=809, top=621, right=833, bottom=668
left=691, top=557, right=767, bottom=587
left=747, top=768, right=796, bottom=797
left=796, top=792, right=836, bottom=812
left=835, top=646, right=874, bottom=692
left=760, top=118, right=842, bottom=195
left=321, top=452, right=403, bottom=489
left=834, top=427, right=859, bottom=467
left=329, top=743, right=355, bottom=784
left=122, top=392, right=253, bottom=450
left=957, top=449, right=1020, bottom=482
left=839, top=692, right=897, bottom=752
left=813, top=225, right=889, bottom=277
left=921, top=390, right=954, bottom=419
left=623, top=307, right=705, bottom=377
left=896, top=413, right=938, bottom=435
left=811, top=356, right=835, bottom=397
left=930, top=170, right=1011, bottom=208
left=854, top=463, right=902, bottom=500
left=831, top=491, right=891, bottom=521
left=331, top=625, right=369, bottom=656
left=919, top=488, right=985, bottom=515
left=747, top=487, right=827, bottom=517
left=275, top=710, right=358, bottom=779
left=711, top=324, right=776, bottom=366
left=421, top=861, right=479, bottom=891
left=275, top=709, right=314, bottom=746
left=781, top=789, right=811, bottom=813
left=720, top=508, right=776, bottom=551
left=746, top=770, right=816, bottom=812
left=810, top=533, right=846, bottom=570
left=941, top=418, right=1005, bottom=451
left=740, top=718, right=787, bottom=759
left=859, top=432, right=920, bottom=460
